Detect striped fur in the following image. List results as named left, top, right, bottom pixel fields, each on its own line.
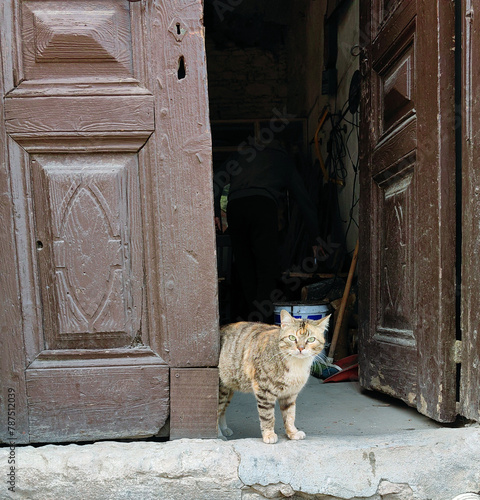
left=218, top=310, right=330, bottom=444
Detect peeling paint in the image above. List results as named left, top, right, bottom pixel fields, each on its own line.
left=419, top=394, right=428, bottom=414
left=370, top=376, right=397, bottom=398
left=437, top=384, right=443, bottom=414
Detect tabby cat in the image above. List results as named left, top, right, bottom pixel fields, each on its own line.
left=218, top=310, right=330, bottom=444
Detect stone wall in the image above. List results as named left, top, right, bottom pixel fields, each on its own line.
left=206, top=40, right=288, bottom=121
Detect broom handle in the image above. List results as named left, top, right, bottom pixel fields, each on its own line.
left=328, top=239, right=359, bottom=359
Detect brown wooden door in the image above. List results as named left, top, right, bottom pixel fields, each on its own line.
left=0, top=0, right=218, bottom=444
left=359, top=0, right=457, bottom=422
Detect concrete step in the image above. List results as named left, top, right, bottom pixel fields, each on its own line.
left=1, top=427, right=479, bottom=499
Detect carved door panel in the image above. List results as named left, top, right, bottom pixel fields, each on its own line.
left=0, top=0, right=218, bottom=444
left=359, top=0, right=457, bottom=421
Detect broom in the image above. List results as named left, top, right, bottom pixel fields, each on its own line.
left=315, top=239, right=359, bottom=379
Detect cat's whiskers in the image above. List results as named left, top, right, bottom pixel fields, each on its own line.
left=314, top=351, right=330, bottom=364
left=310, top=351, right=333, bottom=375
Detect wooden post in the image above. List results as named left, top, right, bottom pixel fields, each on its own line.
left=170, top=368, right=219, bottom=439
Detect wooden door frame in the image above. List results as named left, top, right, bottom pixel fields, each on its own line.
left=138, top=0, right=219, bottom=438
left=460, top=0, right=480, bottom=422
left=0, top=39, right=30, bottom=445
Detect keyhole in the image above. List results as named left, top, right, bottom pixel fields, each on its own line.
left=36, top=240, right=43, bottom=250
left=178, top=56, right=186, bottom=80
left=176, top=23, right=181, bottom=35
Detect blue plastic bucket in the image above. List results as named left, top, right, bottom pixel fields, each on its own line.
left=274, top=301, right=330, bottom=325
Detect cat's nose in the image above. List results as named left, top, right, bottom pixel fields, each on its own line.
left=298, top=345, right=305, bottom=352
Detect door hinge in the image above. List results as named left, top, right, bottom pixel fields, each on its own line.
left=454, top=340, right=463, bottom=364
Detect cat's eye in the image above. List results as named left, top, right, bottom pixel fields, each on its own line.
left=307, top=337, right=316, bottom=343
left=288, top=335, right=296, bottom=341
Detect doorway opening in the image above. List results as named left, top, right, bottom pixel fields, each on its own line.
left=204, top=0, right=475, bottom=432
left=204, top=0, right=371, bottom=433
left=205, top=0, right=360, bottom=351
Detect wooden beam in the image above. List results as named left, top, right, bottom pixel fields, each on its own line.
left=170, top=368, right=218, bottom=439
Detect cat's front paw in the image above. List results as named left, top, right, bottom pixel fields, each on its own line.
left=218, top=426, right=233, bottom=440
left=288, top=430, right=306, bottom=440
left=262, top=431, right=278, bottom=444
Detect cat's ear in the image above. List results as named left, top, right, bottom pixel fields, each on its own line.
left=280, top=309, right=295, bottom=327
left=311, top=314, right=331, bottom=328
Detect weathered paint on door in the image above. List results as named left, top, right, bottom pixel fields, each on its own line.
left=0, top=0, right=218, bottom=444
left=359, top=0, right=458, bottom=422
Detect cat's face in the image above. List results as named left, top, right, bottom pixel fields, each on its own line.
left=279, top=310, right=329, bottom=359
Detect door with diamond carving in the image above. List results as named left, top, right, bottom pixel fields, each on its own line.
left=0, top=0, right=218, bottom=443
left=358, top=0, right=457, bottom=422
